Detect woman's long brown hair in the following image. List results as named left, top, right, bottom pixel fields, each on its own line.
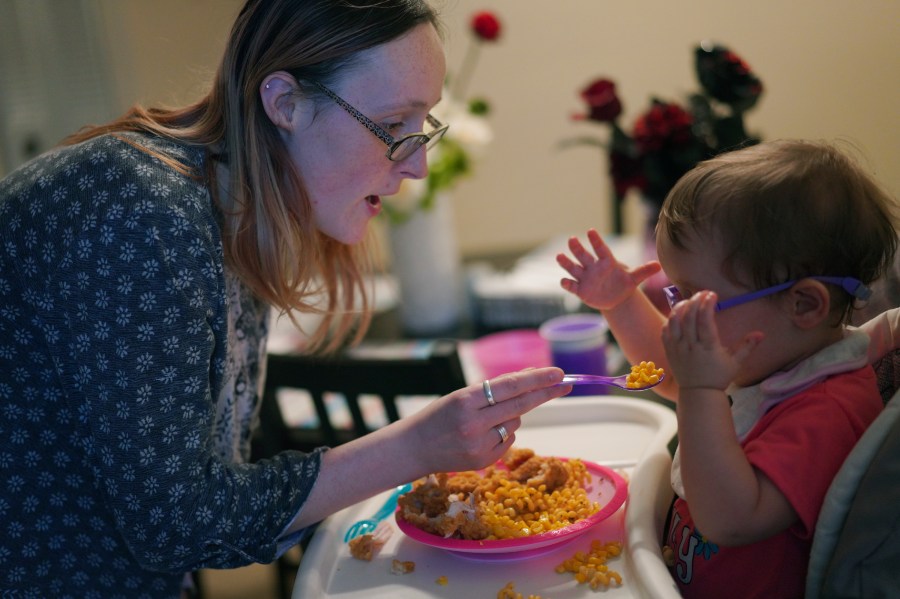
left=63, top=0, right=439, bottom=352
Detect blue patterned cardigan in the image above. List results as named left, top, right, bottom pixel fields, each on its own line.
left=0, top=133, right=323, bottom=597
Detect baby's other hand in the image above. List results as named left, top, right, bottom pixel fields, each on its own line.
left=661, top=291, right=753, bottom=391
left=556, top=228, right=662, bottom=312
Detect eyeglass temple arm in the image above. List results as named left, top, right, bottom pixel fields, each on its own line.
left=714, top=281, right=796, bottom=311
left=714, top=276, right=871, bottom=311
left=817, top=276, right=873, bottom=301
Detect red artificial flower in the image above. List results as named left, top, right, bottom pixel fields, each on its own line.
left=471, top=11, right=502, bottom=41
left=633, top=101, right=694, bottom=153
left=578, top=78, right=623, bottom=123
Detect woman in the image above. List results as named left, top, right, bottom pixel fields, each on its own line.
left=0, top=0, right=568, bottom=595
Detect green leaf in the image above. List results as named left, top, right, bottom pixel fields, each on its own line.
left=381, top=138, right=472, bottom=225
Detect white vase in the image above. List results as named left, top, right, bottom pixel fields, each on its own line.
left=387, top=191, right=465, bottom=335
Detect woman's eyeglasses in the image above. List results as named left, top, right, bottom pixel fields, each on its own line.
left=309, top=80, right=449, bottom=162
left=663, top=276, right=872, bottom=312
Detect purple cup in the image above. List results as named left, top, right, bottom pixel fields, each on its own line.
left=539, top=314, right=608, bottom=396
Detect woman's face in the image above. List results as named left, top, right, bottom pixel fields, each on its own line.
left=285, top=23, right=446, bottom=244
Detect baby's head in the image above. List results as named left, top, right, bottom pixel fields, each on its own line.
left=658, top=139, right=898, bottom=324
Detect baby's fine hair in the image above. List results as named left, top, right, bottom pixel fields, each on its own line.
left=659, top=139, right=898, bottom=320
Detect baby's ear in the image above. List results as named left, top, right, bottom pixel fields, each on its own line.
left=787, top=279, right=832, bottom=329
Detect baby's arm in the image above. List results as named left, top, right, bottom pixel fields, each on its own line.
left=557, top=229, right=676, bottom=400
left=663, top=292, right=793, bottom=545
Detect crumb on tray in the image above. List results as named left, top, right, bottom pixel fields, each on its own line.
left=348, top=533, right=382, bottom=561
left=390, top=559, right=415, bottom=575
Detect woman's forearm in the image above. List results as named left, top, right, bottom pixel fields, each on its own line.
left=282, top=366, right=567, bottom=533
left=285, top=419, right=422, bottom=532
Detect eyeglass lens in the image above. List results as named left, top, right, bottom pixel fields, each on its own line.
left=663, top=286, right=682, bottom=309
left=391, top=136, right=427, bottom=161
left=390, top=127, right=445, bottom=161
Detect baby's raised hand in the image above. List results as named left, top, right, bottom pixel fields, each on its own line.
left=556, top=228, right=662, bottom=312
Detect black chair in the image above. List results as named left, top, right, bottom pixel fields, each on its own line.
left=252, top=338, right=468, bottom=458
left=250, top=339, right=468, bottom=599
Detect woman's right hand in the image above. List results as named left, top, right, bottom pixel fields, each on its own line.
left=290, top=367, right=568, bottom=531
left=403, top=367, right=568, bottom=475
left=556, top=228, right=661, bottom=312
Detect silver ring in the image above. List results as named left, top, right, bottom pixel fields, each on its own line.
left=495, top=424, right=509, bottom=444
left=483, top=379, right=495, bottom=407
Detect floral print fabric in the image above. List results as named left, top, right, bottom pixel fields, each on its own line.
left=0, top=133, right=322, bottom=597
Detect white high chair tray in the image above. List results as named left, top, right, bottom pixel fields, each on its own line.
left=292, top=396, right=681, bottom=598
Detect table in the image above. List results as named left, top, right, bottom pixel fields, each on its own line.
left=383, top=234, right=646, bottom=340
left=291, top=396, right=681, bottom=598
left=267, top=233, right=647, bottom=349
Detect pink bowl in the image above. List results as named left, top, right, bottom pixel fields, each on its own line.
left=396, top=458, right=628, bottom=560
left=471, top=329, right=552, bottom=379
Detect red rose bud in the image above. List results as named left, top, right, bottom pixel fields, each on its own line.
left=471, top=11, right=501, bottom=41
left=694, top=42, right=763, bottom=111
left=633, top=101, right=694, bottom=153
left=580, top=78, right=623, bottom=123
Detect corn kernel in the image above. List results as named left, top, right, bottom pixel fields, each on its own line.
left=496, top=581, right=542, bottom=599
left=555, top=540, right=624, bottom=590
left=625, top=361, right=666, bottom=388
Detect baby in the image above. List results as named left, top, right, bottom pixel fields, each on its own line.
left=557, top=139, right=898, bottom=598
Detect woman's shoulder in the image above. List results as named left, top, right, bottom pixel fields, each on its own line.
left=1, top=132, right=222, bottom=280
left=2, top=132, right=214, bottom=225
left=2, top=132, right=205, bottom=196
left=72, top=132, right=208, bottom=196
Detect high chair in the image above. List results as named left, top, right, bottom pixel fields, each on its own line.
left=805, top=384, right=900, bottom=598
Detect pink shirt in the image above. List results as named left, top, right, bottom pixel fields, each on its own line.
left=666, top=367, right=882, bottom=599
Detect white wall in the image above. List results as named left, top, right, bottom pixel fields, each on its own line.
left=95, top=0, right=900, bottom=257
left=440, top=0, right=900, bottom=255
